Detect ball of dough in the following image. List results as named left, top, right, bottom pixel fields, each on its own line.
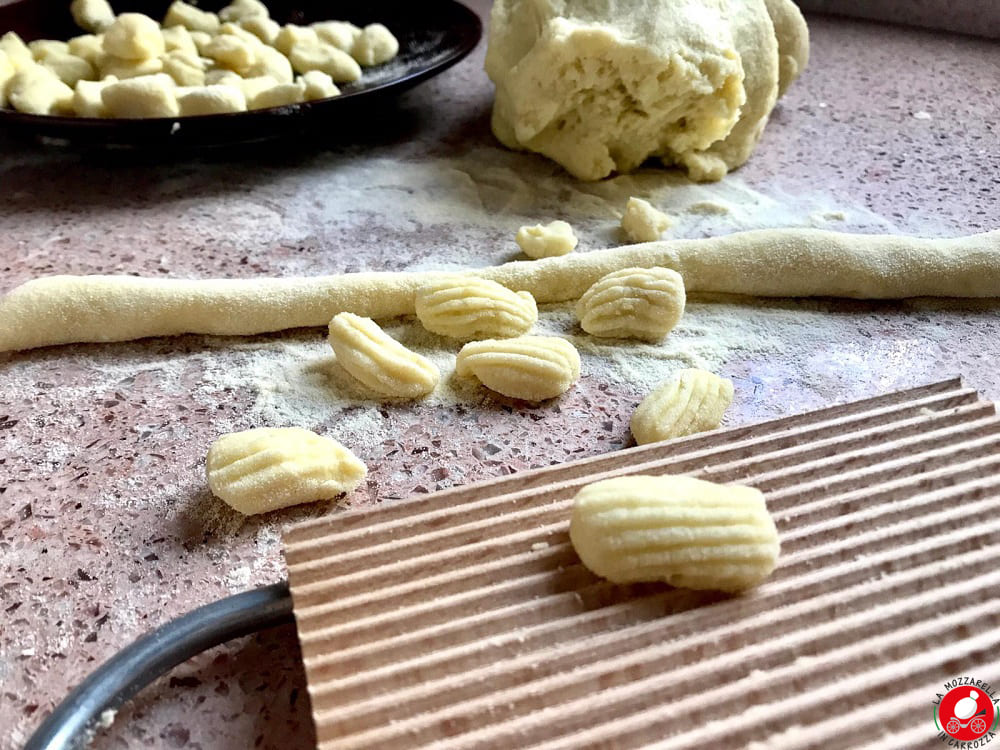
left=98, top=54, right=164, bottom=80
left=273, top=24, right=318, bottom=56
left=103, top=13, right=165, bottom=60
left=415, top=276, right=537, bottom=340
left=162, top=50, right=206, bottom=86
left=29, top=40, right=70, bottom=61
left=206, top=427, right=367, bottom=515
left=204, top=34, right=258, bottom=75
left=515, top=220, right=578, bottom=258
left=569, top=474, right=780, bottom=592
left=239, top=15, right=281, bottom=45
left=621, top=197, right=673, bottom=243
left=101, top=74, right=178, bottom=118
left=245, top=44, right=293, bottom=83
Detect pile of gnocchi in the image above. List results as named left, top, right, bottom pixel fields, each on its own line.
left=0, top=0, right=399, bottom=117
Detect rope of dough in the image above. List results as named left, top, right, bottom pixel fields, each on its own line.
left=1, top=227, right=998, bottom=352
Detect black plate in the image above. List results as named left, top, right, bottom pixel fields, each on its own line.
left=0, top=0, right=481, bottom=147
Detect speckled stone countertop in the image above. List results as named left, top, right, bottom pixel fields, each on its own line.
left=2, top=4, right=999, bottom=749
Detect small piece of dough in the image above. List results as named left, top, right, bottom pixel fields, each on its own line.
left=631, top=368, right=734, bottom=445
left=29, top=40, right=70, bottom=60
left=273, top=24, right=318, bottom=56
left=576, top=267, right=685, bottom=340
left=328, top=312, right=440, bottom=398
left=239, top=15, right=281, bottom=45
left=218, top=21, right=264, bottom=46
left=569, top=474, right=780, bottom=592
left=2, top=228, right=999, bottom=352
left=298, top=70, right=339, bottom=100
left=161, top=26, right=198, bottom=56
left=189, top=30, right=213, bottom=55
left=288, top=42, right=361, bottom=82
left=204, top=35, right=258, bottom=75
left=248, top=80, right=304, bottom=108
left=41, top=52, right=95, bottom=86
left=98, top=54, right=164, bottom=79
left=456, top=335, right=580, bottom=401
left=516, top=220, right=578, bottom=259
left=101, top=74, right=178, bottom=118
left=206, top=427, right=367, bottom=515
left=1, top=32, right=35, bottom=70
left=73, top=76, right=116, bottom=116
left=68, top=34, right=105, bottom=64
left=177, top=84, right=246, bottom=115
left=162, top=51, right=206, bottom=86
left=103, top=14, right=165, bottom=60
left=163, top=1, right=221, bottom=34
left=415, top=276, right=537, bottom=340
left=312, top=21, right=361, bottom=51
left=245, top=44, right=293, bottom=83
left=622, top=197, right=673, bottom=244
left=7, top=66, right=74, bottom=114
left=350, top=23, right=398, bottom=66
left=70, top=0, right=115, bottom=33
left=218, top=0, right=269, bottom=22
left=0, top=51, right=14, bottom=107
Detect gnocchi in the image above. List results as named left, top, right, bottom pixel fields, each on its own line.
left=630, top=368, right=734, bottom=445
left=455, top=335, right=580, bottom=401
left=414, top=276, right=537, bottom=340
left=101, top=73, right=178, bottom=118
left=102, top=13, right=165, bottom=60
left=569, top=474, right=780, bottom=592
left=515, top=220, right=578, bottom=259
left=575, top=266, right=686, bottom=340
left=206, top=427, right=367, bottom=515
left=328, top=312, right=440, bottom=398
left=2, top=0, right=396, bottom=118
left=621, top=196, right=673, bottom=243
left=7, top=66, right=74, bottom=114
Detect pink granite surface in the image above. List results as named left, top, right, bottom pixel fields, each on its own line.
left=2, top=5, right=999, bottom=749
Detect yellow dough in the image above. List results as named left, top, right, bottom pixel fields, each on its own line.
left=177, top=84, right=247, bottom=115
left=70, top=0, right=115, bottom=33
left=569, top=474, right=780, bottom=592
left=456, top=335, right=580, bottom=401
left=206, top=427, right=367, bottom=515
left=2, top=228, right=999, bottom=351
left=163, top=1, right=221, bottom=34
left=484, top=0, right=807, bottom=181
left=328, top=312, right=440, bottom=398
left=576, top=267, right=685, bottom=340
left=415, top=276, right=537, bottom=340
left=101, top=74, right=178, bottom=118
left=102, top=13, right=165, bottom=60
left=621, top=197, right=673, bottom=244
left=630, top=368, right=734, bottom=445
left=515, top=220, right=578, bottom=259
left=350, top=23, right=398, bottom=66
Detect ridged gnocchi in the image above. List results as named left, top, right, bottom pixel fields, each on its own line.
left=631, top=368, right=734, bottom=445
left=206, top=427, right=367, bottom=515
left=414, top=276, right=538, bottom=340
left=569, top=474, right=780, bottom=592
left=576, top=266, right=686, bottom=340
left=328, top=312, right=440, bottom=398
left=455, top=335, right=580, bottom=402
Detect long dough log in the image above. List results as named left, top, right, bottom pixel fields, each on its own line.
left=1, top=228, right=998, bottom=351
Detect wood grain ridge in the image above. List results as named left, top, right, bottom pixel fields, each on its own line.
left=284, top=377, right=1000, bottom=749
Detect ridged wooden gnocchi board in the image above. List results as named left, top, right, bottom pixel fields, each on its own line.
left=283, top=377, right=1000, bottom=749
